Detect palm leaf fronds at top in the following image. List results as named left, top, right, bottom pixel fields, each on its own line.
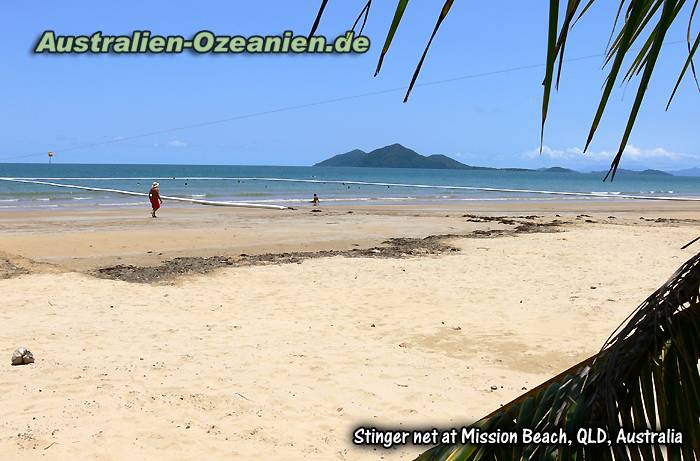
left=415, top=250, right=700, bottom=461
left=351, top=1, right=372, bottom=36
left=538, top=0, right=700, bottom=180
left=309, top=0, right=329, bottom=37
left=403, top=0, right=455, bottom=103
left=309, top=1, right=700, bottom=180
left=373, top=0, right=410, bottom=77
left=309, top=0, right=455, bottom=101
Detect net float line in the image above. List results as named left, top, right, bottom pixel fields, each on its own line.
left=3, top=176, right=698, bottom=202
left=0, top=178, right=288, bottom=210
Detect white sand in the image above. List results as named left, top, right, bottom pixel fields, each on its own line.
left=0, top=204, right=697, bottom=460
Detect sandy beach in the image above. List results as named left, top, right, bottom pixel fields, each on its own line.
left=1, top=200, right=699, bottom=460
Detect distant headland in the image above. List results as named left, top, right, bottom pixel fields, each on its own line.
left=313, top=143, right=676, bottom=176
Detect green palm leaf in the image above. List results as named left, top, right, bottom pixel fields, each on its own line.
left=309, top=0, right=329, bottom=36
left=374, top=0, right=410, bottom=77
left=540, top=0, right=560, bottom=151
left=351, top=0, right=372, bottom=35
left=618, top=1, right=685, bottom=85
left=667, top=28, right=700, bottom=109
left=604, top=0, right=679, bottom=181
left=403, top=0, right=455, bottom=102
left=687, top=0, right=700, bottom=90
left=521, top=0, right=698, bottom=179
left=582, top=2, right=645, bottom=154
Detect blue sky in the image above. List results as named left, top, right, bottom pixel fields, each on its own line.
left=1, top=1, right=698, bottom=170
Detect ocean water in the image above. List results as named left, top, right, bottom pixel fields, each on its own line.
left=1, top=163, right=699, bottom=209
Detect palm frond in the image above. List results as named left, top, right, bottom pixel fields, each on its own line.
left=617, top=1, right=685, bottom=85
left=542, top=0, right=699, bottom=180
left=308, top=1, right=455, bottom=95
left=541, top=0, right=561, bottom=152
left=309, top=0, right=329, bottom=37
left=687, top=0, right=700, bottom=90
left=581, top=2, right=646, bottom=156
left=603, top=0, right=678, bottom=181
left=415, top=251, right=700, bottom=461
left=555, top=0, right=583, bottom=90
left=351, top=0, right=372, bottom=36
left=403, top=0, right=455, bottom=102
left=667, top=29, right=700, bottom=108
left=667, top=0, right=700, bottom=109
left=374, top=0, right=410, bottom=77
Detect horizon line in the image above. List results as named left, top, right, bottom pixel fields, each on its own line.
left=0, top=160, right=689, bottom=174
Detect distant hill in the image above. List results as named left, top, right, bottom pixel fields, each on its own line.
left=427, top=154, right=487, bottom=170
left=315, top=144, right=475, bottom=169
left=315, top=144, right=674, bottom=175
left=538, top=167, right=578, bottom=173
left=590, top=168, right=673, bottom=176
left=672, top=167, right=700, bottom=177
left=314, top=149, right=367, bottom=167
left=638, top=169, right=673, bottom=176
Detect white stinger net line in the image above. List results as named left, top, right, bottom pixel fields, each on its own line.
left=2, top=176, right=700, bottom=202
left=0, top=178, right=288, bottom=210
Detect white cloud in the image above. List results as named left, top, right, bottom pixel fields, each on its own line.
left=622, top=146, right=682, bottom=161
left=168, top=140, right=189, bottom=148
left=525, top=145, right=586, bottom=160
left=525, top=145, right=694, bottom=163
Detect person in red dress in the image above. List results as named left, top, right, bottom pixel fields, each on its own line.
left=149, top=182, right=162, bottom=218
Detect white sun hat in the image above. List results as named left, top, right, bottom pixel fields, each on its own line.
left=152, top=182, right=159, bottom=187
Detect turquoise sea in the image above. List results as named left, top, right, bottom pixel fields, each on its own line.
left=1, top=163, right=699, bottom=209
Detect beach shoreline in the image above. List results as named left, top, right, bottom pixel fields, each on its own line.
left=2, top=200, right=700, bottom=271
